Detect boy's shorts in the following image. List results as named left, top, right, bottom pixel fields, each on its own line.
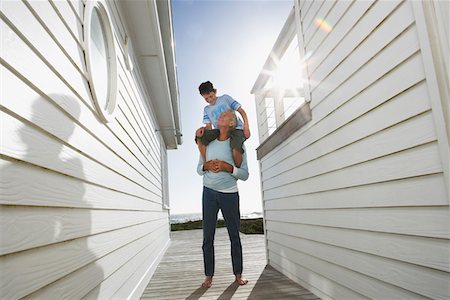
left=196, top=129, right=246, bottom=153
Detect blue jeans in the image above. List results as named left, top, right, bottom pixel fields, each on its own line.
left=202, top=186, right=242, bottom=276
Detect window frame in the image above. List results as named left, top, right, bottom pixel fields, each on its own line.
left=84, top=0, right=118, bottom=123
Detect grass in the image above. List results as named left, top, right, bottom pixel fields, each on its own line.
left=171, top=218, right=264, bottom=234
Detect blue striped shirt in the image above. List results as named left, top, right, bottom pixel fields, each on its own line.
left=203, top=94, right=244, bottom=129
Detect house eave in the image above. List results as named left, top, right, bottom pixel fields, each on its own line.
left=119, top=0, right=182, bottom=149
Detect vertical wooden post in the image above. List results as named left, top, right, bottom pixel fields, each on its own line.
left=294, top=0, right=312, bottom=104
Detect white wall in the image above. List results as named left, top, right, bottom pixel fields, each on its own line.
left=0, top=1, right=170, bottom=298
left=260, top=1, right=450, bottom=299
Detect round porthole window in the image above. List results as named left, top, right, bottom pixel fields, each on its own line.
left=84, top=0, right=117, bottom=122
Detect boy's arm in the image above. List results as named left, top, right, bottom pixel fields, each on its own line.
left=204, top=123, right=212, bottom=130
left=237, top=107, right=250, bottom=139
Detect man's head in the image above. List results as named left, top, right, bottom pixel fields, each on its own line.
left=199, top=81, right=217, bottom=104
left=218, top=110, right=237, bottom=130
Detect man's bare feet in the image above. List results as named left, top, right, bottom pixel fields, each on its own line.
left=235, top=274, right=248, bottom=285
left=202, top=276, right=213, bottom=288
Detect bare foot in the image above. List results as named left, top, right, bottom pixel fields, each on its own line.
left=235, top=274, right=248, bottom=285
left=202, top=276, right=212, bottom=288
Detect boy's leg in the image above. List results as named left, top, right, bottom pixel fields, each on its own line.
left=200, top=129, right=219, bottom=146
left=230, top=129, right=245, bottom=168
left=195, top=129, right=219, bottom=161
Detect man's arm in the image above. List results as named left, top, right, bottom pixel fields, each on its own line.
left=237, top=107, right=250, bottom=139
left=215, top=146, right=249, bottom=181
left=195, top=127, right=207, bottom=161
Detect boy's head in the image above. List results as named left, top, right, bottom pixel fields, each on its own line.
left=199, top=81, right=215, bottom=95
left=199, top=81, right=217, bottom=104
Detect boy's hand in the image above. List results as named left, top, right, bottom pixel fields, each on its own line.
left=196, top=127, right=205, bottom=138
left=243, top=127, right=251, bottom=139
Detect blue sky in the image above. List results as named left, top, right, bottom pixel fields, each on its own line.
left=168, top=0, right=293, bottom=215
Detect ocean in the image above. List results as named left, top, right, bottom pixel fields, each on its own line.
left=170, top=211, right=263, bottom=224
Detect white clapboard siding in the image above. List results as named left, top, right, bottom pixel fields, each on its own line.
left=0, top=159, right=162, bottom=211
left=117, top=84, right=163, bottom=175
left=0, top=19, right=94, bottom=112
left=268, top=246, right=429, bottom=300
left=116, top=55, right=162, bottom=157
left=1, top=2, right=90, bottom=103
left=1, top=0, right=172, bottom=298
left=0, top=220, right=168, bottom=300
left=1, top=6, right=160, bottom=192
left=265, top=207, right=450, bottom=239
left=1, top=205, right=167, bottom=255
left=116, top=93, right=162, bottom=173
left=263, top=111, right=437, bottom=190
left=264, top=142, right=442, bottom=199
left=66, top=0, right=84, bottom=24
left=1, top=70, right=162, bottom=196
left=311, top=1, right=414, bottom=95
left=264, top=173, right=448, bottom=209
left=23, top=226, right=169, bottom=299
left=106, top=233, right=170, bottom=300
left=262, top=84, right=432, bottom=181
left=261, top=48, right=427, bottom=172
left=269, top=232, right=449, bottom=299
left=106, top=0, right=127, bottom=47
left=266, top=221, right=450, bottom=272
left=270, top=258, right=368, bottom=300
left=305, top=0, right=355, bottom=50
left=308, top=0, right=398, bottom=77
left=301, top=0, right=325, bottom=35
left=263, top=110, right=436, bottom=190
left=1, top=111, right=161, bottom=200
left=302, top=0, right=337, bottom=44
left=259, top=5, right=449, bottom=299
left=116, top=59, right=162, bottom=165
left=305, top=0, right=377, bottom=73
left=1, top=62, right=161, bottom=191
left=23, top=0, right=85, bottom=72
left=311, top=22, right=420, bottom=109
left=115, top=104, right=162, bottom=180
left=49, top=0, right=82, bottom=43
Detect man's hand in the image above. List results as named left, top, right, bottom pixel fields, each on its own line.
left=203, top=160, right=215, bottom=172
left=243, top=127, right=250, bottom=139
left=212, top=159, right=233, bottom=173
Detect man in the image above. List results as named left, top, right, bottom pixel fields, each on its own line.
left=196, top=110, right=249, bottom=288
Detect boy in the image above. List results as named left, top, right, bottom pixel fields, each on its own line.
left=195, top=81, right=250, bottom=168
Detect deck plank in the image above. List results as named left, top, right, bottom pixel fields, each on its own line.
left=141, top=228, right=319, bottom=299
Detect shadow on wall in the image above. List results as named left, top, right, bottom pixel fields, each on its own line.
left=1, top=95, right=104, bottom=298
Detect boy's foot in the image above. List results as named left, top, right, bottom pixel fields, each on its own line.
left=235, top=274, right=248, bottom=285
left=202, top=276, right=213, bottom=288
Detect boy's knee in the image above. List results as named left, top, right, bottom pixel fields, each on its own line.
left=201, top=129, right=219, bottom=145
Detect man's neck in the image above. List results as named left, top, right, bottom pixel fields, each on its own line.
left=218, top=127, right=230, bottom=141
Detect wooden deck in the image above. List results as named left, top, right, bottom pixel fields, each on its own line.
left=141, top=228, right=319, bottom=299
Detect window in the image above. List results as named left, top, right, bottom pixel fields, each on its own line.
left=84, top=0, right=118, bottom=122
left=255, top=36, right=306, bottom=144
left=251, top=9, right=312, bottom=159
